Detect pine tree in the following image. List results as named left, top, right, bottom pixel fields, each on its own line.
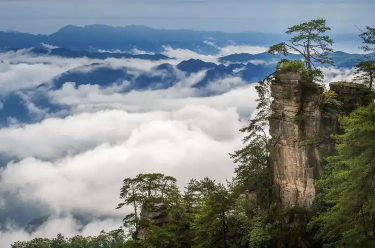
left=268, top=19, right=334, bottom=70
left=354, top=61, right=375, bottom=89
left=310, top=103, right=375, bottom=247
left=354, top=26, right=375, bottom=90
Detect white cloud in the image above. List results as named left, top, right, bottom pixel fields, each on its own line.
left=204, top=76, right=246, bottom=94
left=162, top=43, right=269, bottom=63
left=0, top=105, right=246, bottom=247
left=0, top=81, right=258, bottom=160
left=162, top=45, right=218, bottom=63
left=218, top=45, right=268, bottom=56
left=41, top=43, right=59, bottom=50
left=0, top=50, right=174, bottom=94
left=97, top=49, right=124, bottom=53
left=130, top=48, right=155, bottom=55
left=203, top=39, right=268, bottom=55
left=0, top=216, right=123, bottom=247
left=0, top=60, right=67, bottom=93
left=46, top=79, right=257, bottom=116
left=0, top=108, right=242, bottom=211
left=321, top=67, right=357, bottom=84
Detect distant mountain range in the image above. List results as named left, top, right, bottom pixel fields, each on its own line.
left=5, top=47, right=367, bottom=68
left=0, top=47, right=275, bottom=126
left=7, top=47, right=170, bottom=60
left=46, top=58, right=272, bottom=91
left=0, top=24, right=361, bottom=54
left=0, top=46, right=371, bottom=126
left=219, top=51, right=371, bottom=68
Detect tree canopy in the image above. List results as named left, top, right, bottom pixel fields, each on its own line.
left=310, top=103, right=375, bottom=247
left=268, top=18, right=334, bottom=69
left=360, top=26, right=375, bottom=52
left=354, top=26, right=375, bottom=90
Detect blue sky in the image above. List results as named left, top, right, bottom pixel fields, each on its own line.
left=0, top=0, right=374, bottom=34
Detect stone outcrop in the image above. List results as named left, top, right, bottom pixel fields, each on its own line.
left=269, top=72, right=371, bottom=209
left=330, top=81, right=372, bottom=113
left=137, top=197, right=169, bottom=240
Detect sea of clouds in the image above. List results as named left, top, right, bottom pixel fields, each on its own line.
left=0, top=44, right=356, bottom=246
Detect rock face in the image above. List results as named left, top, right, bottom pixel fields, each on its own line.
left=269, top=72, right=324, bottom=208
left=330, top=81, right=372, bottom=113
left=137, top=197, right=169, bottom=240
left=269, top=73, right=371, bottom=209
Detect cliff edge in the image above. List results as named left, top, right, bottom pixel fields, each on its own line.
left=269, top=72, right=371, bottom=209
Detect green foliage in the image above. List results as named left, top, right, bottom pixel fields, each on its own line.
left=300, top=68, right=323, bottom=84
left=12, top=238, right=52, bottom=248
left=141, top=225, right=179, bottom=248
left=249, top=210, right=272, bottom=248
left=191, top=182, right=233, bottom=248
left=230, top=74, right=272, bottom=214
left=11, top=230, right=130, bottom=248
left=356, top=26, right=375, bottom=90
left=232, top=141, right=270, bottom=211
left=354, top=61, right=375, bottom=90
left=228, top=69, right=278, bottom=248
left=276, top=59, right=305, bottom=73
left=268, top=19, right=334, bottom=70
left=310, top=103, right=375, bottom=247
left=189, top=181, right=251, bottom=248
left=321, top=90, right=342, bottom=119
left=274, top=214, right=314, bottom=247
left=359, top=26, right=375, bottom=52
left=268, top=43, right=288, bottom=56
left=275, top=59, right=324, bottom=86
left=116, top=173, right=178, bottom=238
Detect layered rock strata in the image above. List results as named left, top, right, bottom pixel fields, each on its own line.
left=269, top=73, right=371, bottom=209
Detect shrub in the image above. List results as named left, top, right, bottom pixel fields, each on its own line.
left=321, top=90, right=342, bottom=119
left=276, top=59, right=305, bottom=73
left=301, top=69, right=323, bottom=84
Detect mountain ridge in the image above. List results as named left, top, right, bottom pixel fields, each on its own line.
left=0, top=24, right=361, bottom=54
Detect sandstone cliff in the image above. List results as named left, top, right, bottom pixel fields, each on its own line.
left=137, top=197, right=169, bottom=240
left=269, top=72, right=371, bottom=209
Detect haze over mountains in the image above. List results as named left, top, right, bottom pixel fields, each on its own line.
left=0, top=44, right=369, bottom=127
left=0, top=24, right=362, bottom=54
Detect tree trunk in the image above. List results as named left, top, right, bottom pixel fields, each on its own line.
left=161, top=182, right=167, bottom=198
left=148, top=182, right=152, bottom=198
left=221, top=210, right=227, bottom=248
left=134, top=200, right=139, bottom=235
left=306, top=38, right=312, bottom=70
left=370, top=71, right=373, bottom=90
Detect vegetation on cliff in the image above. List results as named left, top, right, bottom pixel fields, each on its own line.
left=268, top=19, right=334, bottom=70
left=310, top=103, right=375, bottom=247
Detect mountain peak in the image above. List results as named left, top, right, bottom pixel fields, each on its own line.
left=56, top=25, right=81, bottom=33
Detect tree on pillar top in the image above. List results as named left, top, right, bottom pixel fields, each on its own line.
left=268, top=19, right=334, bottom=70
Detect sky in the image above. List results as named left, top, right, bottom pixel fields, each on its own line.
left=0, top=0, right=374, bottom=34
